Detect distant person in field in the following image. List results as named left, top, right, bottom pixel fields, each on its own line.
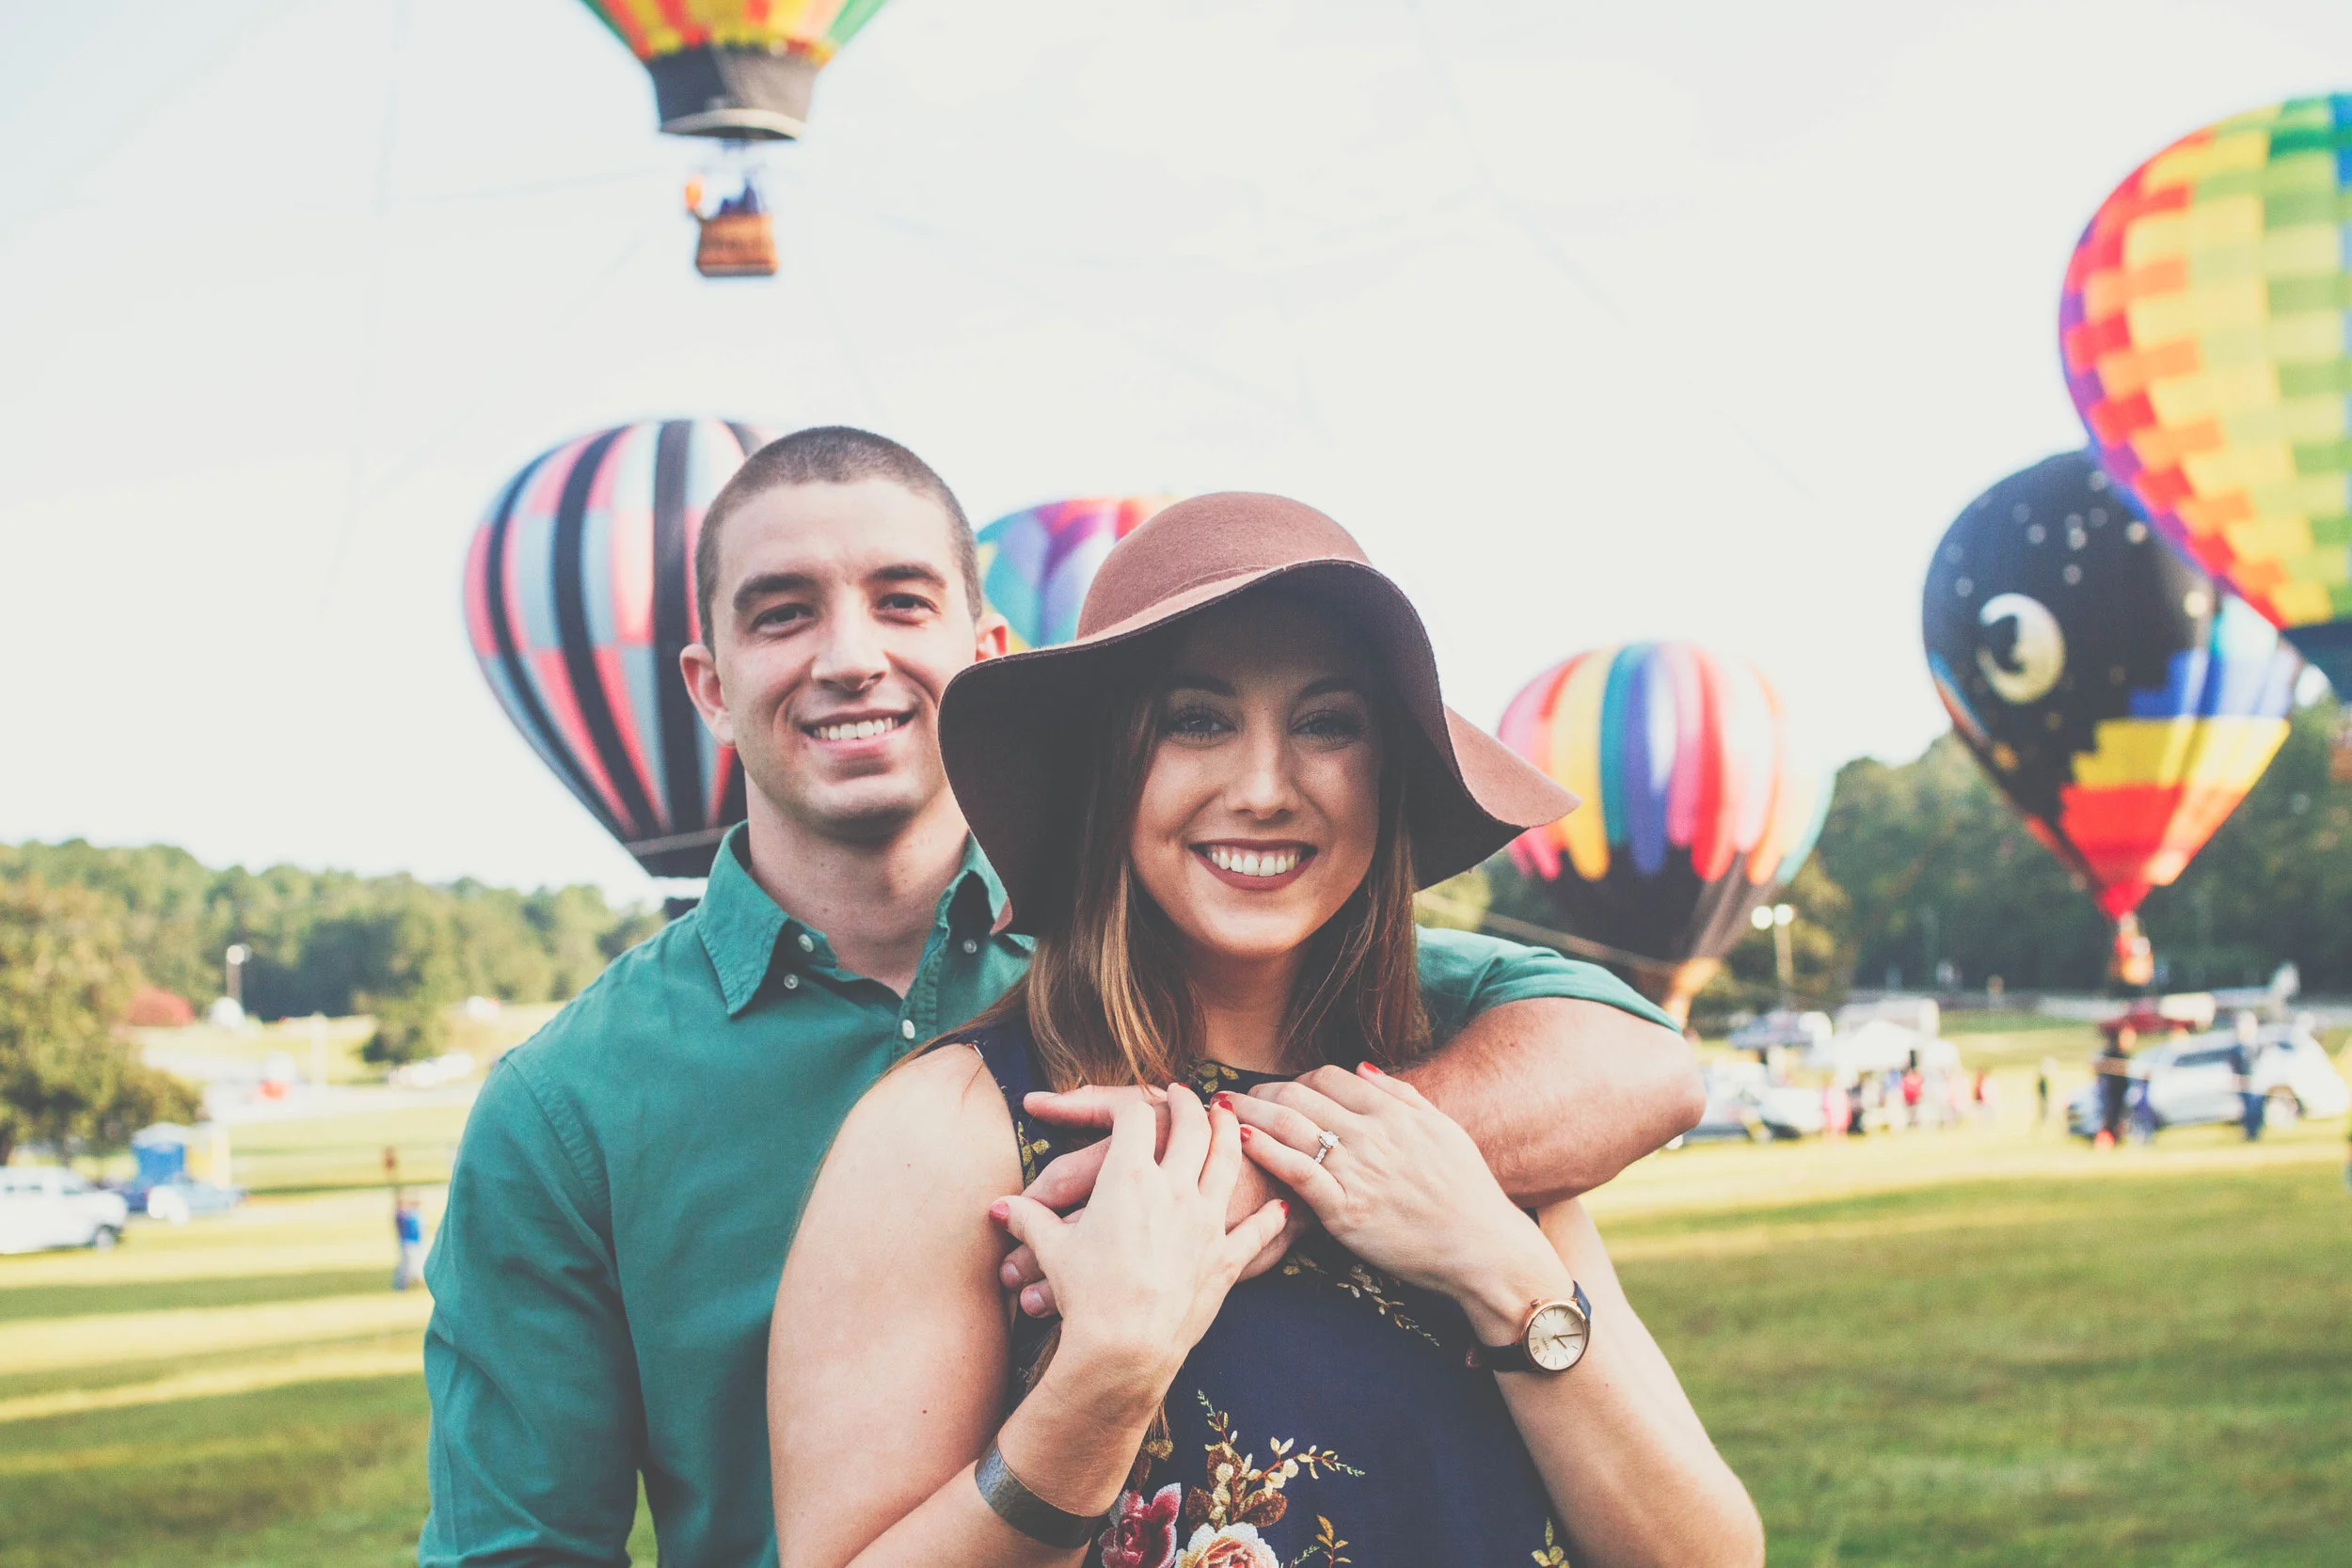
left=392, top=1196, right=425, bottom=1291
left=2096, top=1027, right=2134, bottom=1146
left=2230, top=1011, right=2265, bottom=1142
left=2036, top=1056, right=2054, bottom=1127
left=416, top=427, right=1707, bottom=1567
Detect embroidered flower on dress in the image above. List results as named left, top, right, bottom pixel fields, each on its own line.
left=1097, top=1482, right=1182, bottom=1568
left=1175, top=1522, right=1279, bottom=1568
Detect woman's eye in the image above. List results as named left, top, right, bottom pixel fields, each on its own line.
left=1164, top=705, right=1232, bottom=739
left=1296, top=708, right=1368, bottom=741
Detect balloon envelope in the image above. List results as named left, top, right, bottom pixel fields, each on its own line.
left=580, top=0, right=893, bottom=139
left=1922, top=451, right=2299, bottom=919
left=464, top=419, right=767, bottom=878
left=2061, top=93, right=2352, bottom=695
left=976, top=496, right=1177, bottom=650
left=1499, top=642, right=1822, bottom=1008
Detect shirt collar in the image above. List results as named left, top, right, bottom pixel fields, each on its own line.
left=696, top=825, right=1011, bottom=1017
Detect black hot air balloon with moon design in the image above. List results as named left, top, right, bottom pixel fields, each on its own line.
left=1922, top=451, right=2299, bottom=970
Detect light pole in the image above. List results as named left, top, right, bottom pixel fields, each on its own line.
left=224, top=943, right=250, bottom=1008
left=1752, top=903, right=1796, bottom=1007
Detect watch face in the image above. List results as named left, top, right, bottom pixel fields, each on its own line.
left=1527, top=1303, right=1589, bottom=1371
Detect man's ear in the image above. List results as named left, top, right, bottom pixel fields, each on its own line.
left=679, top=641, right=734, bottom=744
left=973, top=610, right=1011, bottom=663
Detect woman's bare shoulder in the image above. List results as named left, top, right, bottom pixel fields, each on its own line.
left=823, top=1039, right=1021, bottom=1198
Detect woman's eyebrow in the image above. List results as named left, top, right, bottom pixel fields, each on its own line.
left=1299, top=675, right=1367, bottom=699
left=1165, top=672, right=1236, bottom=696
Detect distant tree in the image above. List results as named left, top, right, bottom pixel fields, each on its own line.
left=0, top=879, right=198, bottom=1163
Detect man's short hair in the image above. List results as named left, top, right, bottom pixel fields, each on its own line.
left=694, top=426, right=982, bottom=643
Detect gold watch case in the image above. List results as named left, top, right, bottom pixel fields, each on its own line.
left=1524, top=1296, right=1591, bottom=1371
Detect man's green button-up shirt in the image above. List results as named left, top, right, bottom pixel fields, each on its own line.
left=420, top=828, right=1674, bottom=1567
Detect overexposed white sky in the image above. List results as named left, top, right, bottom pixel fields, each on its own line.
left=3, top=0, right=2345, bottom=899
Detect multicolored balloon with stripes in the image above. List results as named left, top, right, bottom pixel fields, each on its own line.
left=1498, top=643, right=1825, bottom=1016
left=1922, top=451, right=2299, bottom=924
left=976, top=496, right=1178, bottom=650
left=463, top=419, right=766, bottom=878
left=2060, top=92, right=2352, bottom=697
left=578, top=0, right=894, bottom=139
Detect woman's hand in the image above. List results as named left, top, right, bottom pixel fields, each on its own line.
left=993, top=1085, right=1288, bottom=1420
left=1232, top=1064, right=1553, bottom=1305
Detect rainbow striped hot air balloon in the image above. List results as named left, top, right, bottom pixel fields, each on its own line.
left=1923, top=452, right=2299, bottom=931
left=2061, top=93, right=2352, bottom=697
left=463, top=420, right=767, bottom=878
left=1499, top=643, right=1824, bottom=1020
left=580, top=0, right=893, bottom=140
left=977, top=496, right=1178, bottom=650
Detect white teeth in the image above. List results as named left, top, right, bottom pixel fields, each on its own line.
left=1205, top=847, right=1299, bottom=878
left=814, top=717, right=900, bottom=741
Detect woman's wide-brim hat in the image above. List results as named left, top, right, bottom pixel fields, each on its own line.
left=939, top=492, right=1579, bottom=933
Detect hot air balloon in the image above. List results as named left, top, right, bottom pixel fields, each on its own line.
left=1922, top=452, right=2299, bottom=975
left=976, top=496, right=1178, bottom=650
left=2060, top=94, right=2352, bottom=702
left=1499, top=643, right=1824, bottom=1022
left=579, top=1, right=895, bottom=277
left=464, top=419, right=768, bottom=878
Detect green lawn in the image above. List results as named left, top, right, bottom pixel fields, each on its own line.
left=3, top=1082, right=2346, bottom=1564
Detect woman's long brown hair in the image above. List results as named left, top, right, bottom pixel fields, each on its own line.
left=968, top=607, right=1431, bottom=1089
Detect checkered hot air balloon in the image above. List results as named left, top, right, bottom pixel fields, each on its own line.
left=463, top=420, right=767, bottom=878
left=1499, top=643, right=1825, bottom=1022
left=1922, top=452, right=2299, bottom=958
left=2061, top=93, right=2352, bottom=700
left=976, top=496, right=1179, bottom=651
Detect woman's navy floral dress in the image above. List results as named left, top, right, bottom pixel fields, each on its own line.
left=963, top=1022, right=1571, bottom=1568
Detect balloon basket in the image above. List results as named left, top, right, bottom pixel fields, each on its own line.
left=694, top=213, right=777, bottom=278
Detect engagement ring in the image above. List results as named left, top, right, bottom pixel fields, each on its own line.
left=1312, top=1129, right=1340, bottom=1165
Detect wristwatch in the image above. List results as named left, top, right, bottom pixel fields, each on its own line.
left=1465, top=1281, right=1592, bottom=1373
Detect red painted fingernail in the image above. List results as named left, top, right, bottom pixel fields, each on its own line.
left=989, top=1199, right=1009, bottom=1222
left=1240, top=1126, right=1254, bottom=1142
left=1214, top=1092, right=1234, bottom=1109
left=1359, top=1060, right=1384, bottom=1076
left=1278, top=1199, right=1289, bottom=1216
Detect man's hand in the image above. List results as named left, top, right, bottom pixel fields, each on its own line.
left=999, top=1085, right=1306, bottom=1318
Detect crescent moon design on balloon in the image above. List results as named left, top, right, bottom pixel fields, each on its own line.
left=1977, top=594, right=2065, bottom=705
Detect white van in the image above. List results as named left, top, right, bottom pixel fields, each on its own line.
left=0, top=1165, right=131, bottom=1254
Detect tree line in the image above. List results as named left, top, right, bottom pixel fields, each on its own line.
left=0, top=844, right=667, bottom=1156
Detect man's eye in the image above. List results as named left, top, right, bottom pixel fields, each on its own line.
left=751, top=604, right=811, bottom=630
left=879, top=593, right=936, bottom=614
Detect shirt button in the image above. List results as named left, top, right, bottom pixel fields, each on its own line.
left=961, top=938, right=978, bottom=955
left=783, top=974, right=800, bottom=991
left=900, top=1020, right=917, bottom=1040
left=797, top=933, right=815, bottom=953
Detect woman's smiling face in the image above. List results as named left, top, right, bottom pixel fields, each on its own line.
left=1128, top=594, right=1386, bottom=975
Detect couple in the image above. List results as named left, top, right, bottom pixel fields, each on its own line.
left=421, top=428, right=1760, bottom=1567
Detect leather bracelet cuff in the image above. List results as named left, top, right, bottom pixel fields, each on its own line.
left=975, top=1438, right=1109, bottom=1549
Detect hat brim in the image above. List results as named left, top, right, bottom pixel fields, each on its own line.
left=940, top=559, right=1577, bottom=933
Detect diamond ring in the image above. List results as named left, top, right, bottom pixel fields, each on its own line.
left=1311, top=1129, right=1340, bottom=1166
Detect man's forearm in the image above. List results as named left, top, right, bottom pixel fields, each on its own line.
left=1399, top=998, right=1702, bottom=1206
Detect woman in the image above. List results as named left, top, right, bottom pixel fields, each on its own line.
left=770, top=494, right=1761, bottom=1567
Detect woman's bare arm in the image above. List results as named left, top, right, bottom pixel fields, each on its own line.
left=769, top=1047, right=1153, bottom=1568
left=1478, top=1200, right=1762, bottom=1567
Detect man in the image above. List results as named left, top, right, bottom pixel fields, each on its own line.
left=2229, top=1011, right=2264, bottom=1142
left=2095, top=1025, right=2134, bottom=1148
left=420, top=427, right=1701, bottom=1567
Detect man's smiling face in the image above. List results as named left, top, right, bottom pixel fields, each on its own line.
left=687, top=478, right=1004, bottom=846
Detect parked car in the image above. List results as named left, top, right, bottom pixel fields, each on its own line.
left=0, top=1166, right=130, bottom=1254
left=1679, top=1063, right=1828, bottom=1144
left=128, top=1175, right=246, bottom=1224
left=2068, top=1022, right=2350, bottom=1137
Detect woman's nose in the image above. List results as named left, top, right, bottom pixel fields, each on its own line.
left=1225, top=723, right=1297, bottom=816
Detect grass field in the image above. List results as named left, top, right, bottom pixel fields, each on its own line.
left=3, top=1045, right=2347, bottom=1565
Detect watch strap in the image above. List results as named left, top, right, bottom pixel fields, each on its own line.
left=1464, top=1281, right=1592, bottom=1372
left=975, top=1437, right=1111, bottom=1548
